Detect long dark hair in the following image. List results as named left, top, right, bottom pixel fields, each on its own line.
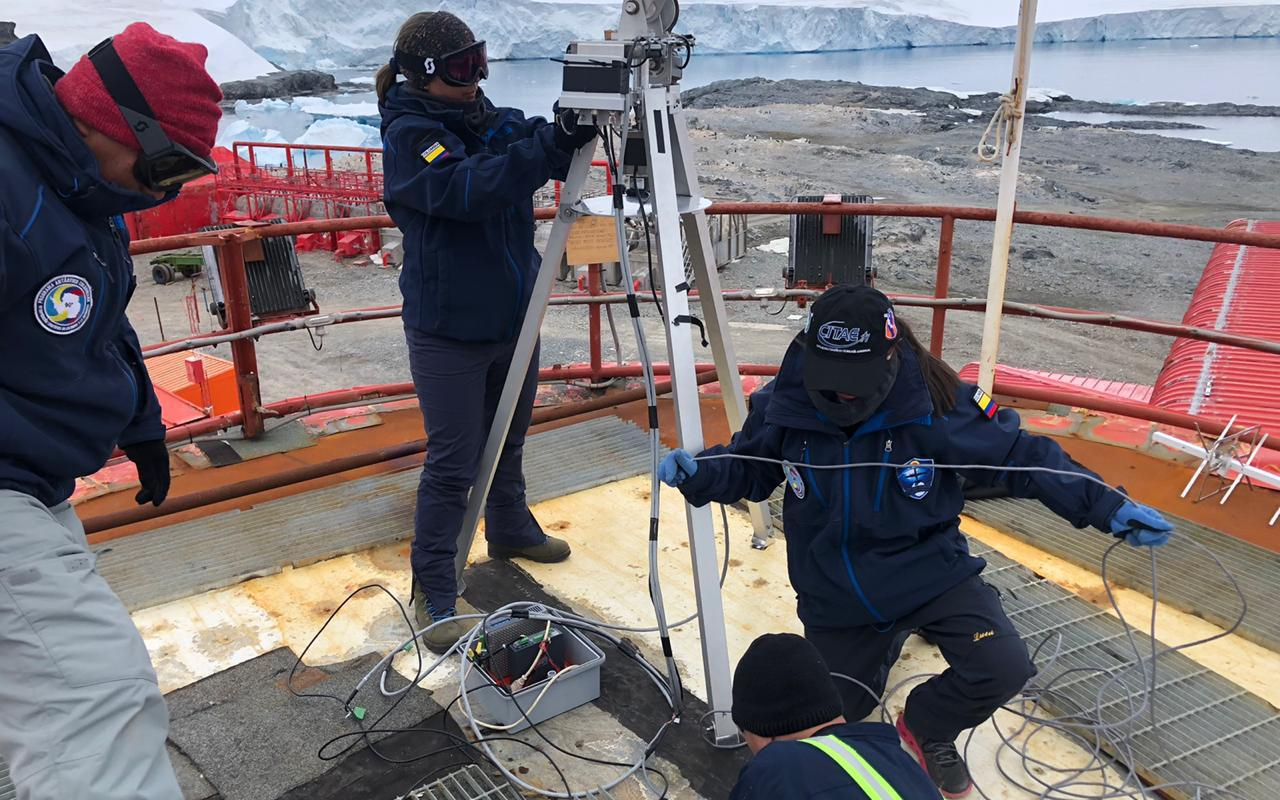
left=896, top=317, right=961, bottom=415
left=375, top=13, right=434, bottom=104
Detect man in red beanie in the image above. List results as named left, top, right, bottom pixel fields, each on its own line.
left=0, top=22, right=221, bottom=800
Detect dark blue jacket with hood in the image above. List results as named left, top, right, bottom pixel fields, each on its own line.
left=379, top=83, right=572, bottom=343
left=681, top=338, right=1125, bottom=629
left=0, top=36, right=166, bottom=508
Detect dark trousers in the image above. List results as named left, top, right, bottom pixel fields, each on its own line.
left=406, top=327, right=545, bottom=615
left=805, top=575, right=1036, bottom=743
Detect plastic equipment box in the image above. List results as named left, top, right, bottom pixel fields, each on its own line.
left=463, top=612, right=605, bottom=734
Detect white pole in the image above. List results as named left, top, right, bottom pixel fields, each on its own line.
left=978, top=0, right=1039, bottom=392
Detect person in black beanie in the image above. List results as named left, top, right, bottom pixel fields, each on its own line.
left=730, top=633, right=940, bottom=800
left=377, top=11, right=597, bottom=654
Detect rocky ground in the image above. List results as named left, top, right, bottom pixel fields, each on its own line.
left=128, top=78, right=1280, bottom=401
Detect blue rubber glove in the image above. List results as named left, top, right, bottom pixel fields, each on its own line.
left=658, top=449, right=698, bottom=487
left=1109, top=501, right=1173, bottom=547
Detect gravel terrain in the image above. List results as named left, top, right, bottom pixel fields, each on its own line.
left=126, top=79, right=1280, bottom=400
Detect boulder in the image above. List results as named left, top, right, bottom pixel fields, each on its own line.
left=219, top=70, right=338, bottom=102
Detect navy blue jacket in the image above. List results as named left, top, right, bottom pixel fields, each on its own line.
left=0, top=36, right=166, bottom=508
left=730, top=722, right=941, bottom=800
left=380, top=85, right=572, bottom=343
left=682, top=338, right=1124, bottom=629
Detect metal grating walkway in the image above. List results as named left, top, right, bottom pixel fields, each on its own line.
left=774, top=492, right=1280, bottom=797
left=966, top=496, right=1280, bottom=653
left=0, top=761, right=13, bottom=800
left=973, top=537, right=1280, bottom=799
left=96, top=416, right=653, bottom=612
left=408, top=764, right=522, bottom=800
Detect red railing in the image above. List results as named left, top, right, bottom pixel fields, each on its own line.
left=221, top=141, right=384, bottom=222
left=129, top=203, right=1280, bottom=450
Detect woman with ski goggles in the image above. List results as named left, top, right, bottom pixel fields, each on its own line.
left=376, top=11, right=598, bottom=654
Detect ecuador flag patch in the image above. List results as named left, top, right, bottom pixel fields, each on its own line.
left=973, top=387, right=999, bottom=419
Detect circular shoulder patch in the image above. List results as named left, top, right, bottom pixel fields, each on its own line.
left=34, top=275, right=94, bottom=335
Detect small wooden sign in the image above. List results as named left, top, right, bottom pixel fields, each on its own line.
left=566, top=215, right=620, bottom=266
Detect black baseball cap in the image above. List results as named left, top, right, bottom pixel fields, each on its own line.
left=802, top=284, right=900, bottom=397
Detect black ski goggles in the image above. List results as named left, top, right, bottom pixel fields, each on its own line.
left=87, top=37, right=218, bottom=192
left=397, top=40, right=488, bottom=87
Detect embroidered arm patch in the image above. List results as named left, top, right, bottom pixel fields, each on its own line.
left=972, top=387, right=999, bottom=419
left=420, top=142, right=448, bottom=164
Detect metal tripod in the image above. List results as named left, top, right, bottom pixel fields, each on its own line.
left=451, top=24, right=765, bottom=744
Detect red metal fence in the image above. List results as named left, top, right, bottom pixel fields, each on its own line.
left=130, top=202, right=1280, bottom=449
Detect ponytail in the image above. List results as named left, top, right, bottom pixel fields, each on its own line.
left=896, top=317, right=961, bottom=415
left=375, top=63, right=397, bottom=105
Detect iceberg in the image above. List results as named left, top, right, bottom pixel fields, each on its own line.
left=290, top=118, right=383, bottom=167
left=293, top=117, right=383, bottom=149
left=291, top=97, right=382, bottom=122
left=215, top=119, right=290, bottom=165
left=234, top=98, right=292, bottom=116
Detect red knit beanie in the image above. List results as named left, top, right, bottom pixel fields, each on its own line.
left=55, top=22, right=222, bottom=157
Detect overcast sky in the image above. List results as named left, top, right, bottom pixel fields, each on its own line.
left=606, top=1, right=1280, bottom=27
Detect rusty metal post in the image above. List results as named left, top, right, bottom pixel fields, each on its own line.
left=218, top=239, right=264, bottom=438
left=588, top=263, right=603, bottom=383
left=931, top=215, right=955, bottom=358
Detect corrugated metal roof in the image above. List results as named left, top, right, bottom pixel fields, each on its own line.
left=1151, top=220, right=1280, bottom=433
left=146, top=350, right=234, bottom=394
left=958, top=363, right=1153, bottom=403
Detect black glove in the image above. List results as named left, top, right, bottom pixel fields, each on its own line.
left=553, top=105, right=597, bottom=152
left=124, top=439, right=171, bottom=507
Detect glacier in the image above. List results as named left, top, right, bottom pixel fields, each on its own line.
left=209, top=0, right=1280, bottom=73
left=9, top=1, right=1279, bottom=84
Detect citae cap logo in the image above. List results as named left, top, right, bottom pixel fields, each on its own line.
left=34, top=275, right=93, bottom=335
left=816, top=320, right=872, bottom=353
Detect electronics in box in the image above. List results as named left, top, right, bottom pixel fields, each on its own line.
left=463, top=608, right=606, bottom=734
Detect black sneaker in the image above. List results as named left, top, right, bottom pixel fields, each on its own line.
left=896, top=713, right=973, bottom=798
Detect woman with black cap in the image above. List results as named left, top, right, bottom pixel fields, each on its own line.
left=659, top=284, right=1173, bottom=798
left=377, top=11, right=597, bottom=653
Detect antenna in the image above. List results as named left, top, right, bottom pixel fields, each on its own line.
left=455, top=2, right=767, bottom=746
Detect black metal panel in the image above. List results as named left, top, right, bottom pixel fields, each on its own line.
left=786, top=194, right=874, bottom=289
left=202, top=221, right=314, bottom=322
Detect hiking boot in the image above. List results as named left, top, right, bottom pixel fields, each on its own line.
left=411, top=581, right=477, bottom=655
left=896, top=713, right=973, bottom=799
left=487, top=534, right=571, bottom=564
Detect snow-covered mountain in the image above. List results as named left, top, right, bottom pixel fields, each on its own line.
left=6, top=1, right=276, bottom=82
left=209, top=0, right=1280, bottom=72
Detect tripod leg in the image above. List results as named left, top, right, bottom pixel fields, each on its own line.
left=454, top=142, right=600, bottom=582
left=643, top=84, right=738, bottom=745
left=669, top=100, right=775, bottom=547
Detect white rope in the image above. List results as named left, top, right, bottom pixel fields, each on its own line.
left=978, top=82, right=1025, bottom=165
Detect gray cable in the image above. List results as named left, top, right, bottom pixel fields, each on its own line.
left=693, top=452, right=1247, bottom=798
